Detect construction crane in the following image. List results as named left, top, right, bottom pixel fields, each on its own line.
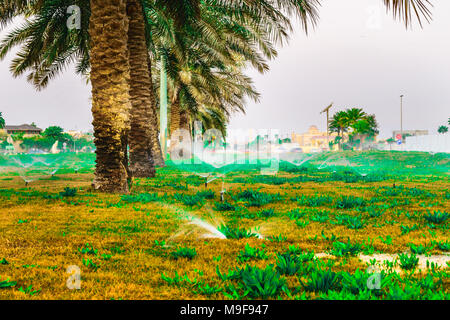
left=320, top=103, right=333, bottom=148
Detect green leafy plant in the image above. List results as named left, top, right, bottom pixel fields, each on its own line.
left=120, top=193, right=159, bottom=204
left=0, top=278, right=16, bottom=289
left=331, top=240, right=362, bottom=257
left=82, top=258, right=99, bottom=271
left=196, top=190, right=216, bottom=200
left=257, top=208, right=276, bottom=218
left=18, top=285, right=40, bottom=296
left=335, top=195, right=366, bottom=209
left=275, top=253, right=302, bottom=275
left=236, top=189, right=282, bottom=207
left=218, top=224, right=259, bottom=239
left=239, top=265, right=287, bottom=299
left=267, top=234, right=287, bottom=242
left=408, top=243, right=433, bottom=255
left=400, top=224, right=418, bottom=235
left=398, top=253, right=419, bottom=271
left=78, top=243, right=98, bottom=255
left=296, top=194, right=333, bottom=207
left=300, top=268, right=341, bottom=293
left=59, top=187, right=77, bottom=197
left=424, top=210, right=448, bottom=224
left=173, top=193, right=204, bottom=207
left=288, top=208, right=307, bottom=220
left=214, top=201, right=237, bottom=211
left=237, top=244, right=268, bottom=262
left=170, top=246, right=197, bottom=260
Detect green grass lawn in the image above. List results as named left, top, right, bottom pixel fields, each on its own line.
left=0, top=151, right=449, bottom=299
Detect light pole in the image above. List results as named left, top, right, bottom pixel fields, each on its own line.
left=160, top=54, right=168, bottom=160
left=320, top=103, right=333, bottom=150
left=400, top=95, right=404, bottom=143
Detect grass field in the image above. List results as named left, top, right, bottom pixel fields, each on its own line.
left=0, top=151, right=449, bottom=300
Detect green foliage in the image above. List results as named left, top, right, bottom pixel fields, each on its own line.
left=59, top=187, right=77, bottom=197
left=213, top=201, right=237, bottom=211
left=18, top=285, right=40, bottom=296
left=237, top=244, right=268, bottom=262
left=235, top=189, right=282, bottom=207
left=310, top=210, right=330, bottom=223
left=238, top=265, right=287, bottom=299
left=340, top=269, right=376, bottom=296
left=195, top=190, right=216, bottom=199
left=424, top=210, right=448, bottom=224
left=267, top=234, right=287, bottom=242
left=408, top=243, right=433, bottom=255
left=334, top=214, right=366, bottom=230
left=170, top=246, right=197, bottom=260
left=0, top=258, right=9, bottom=265
left=288, top=208, right=307, bottom=220
left=331, top=240, right=362, bottom=257
left=300, top=268, right=341, bottom=293
left=257, top=208, right=276, bottom=218
left=78, top=243, right=98, bottom=255
left=121, top=193, right=159, bottom=204
left=82, top=258, right=99, bottom=271
left=218, top=224, right=259, bottom=239
left=400, top=224, right=418, bottom=235
left=275, top=253, right=302, bottom=275
left=335, top=195, right=366, bottom=209
left=0, top=278, right=16, bottom=289
left=174, top=193, right=204, bottom=207
left=296, top=194, right=333, bottom=207
left=398, top=253, right=419, bottom=271
left=435, top=240, right=449, bottom=251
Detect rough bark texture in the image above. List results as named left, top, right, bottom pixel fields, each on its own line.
left=90, top=0, right=131, bottom=193
left=179, top=109, right=190, bottom=132
left=146, top=53, right=165, bottom=167
left=127, top=0, right=156, bottom=177
left=169, top=95, right=181, bottom=137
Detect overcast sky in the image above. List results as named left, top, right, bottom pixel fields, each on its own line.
left=1, top=0, right=449, bottom=139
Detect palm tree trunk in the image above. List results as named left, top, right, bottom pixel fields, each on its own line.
left=90, top=0, right=131, bottom=193
left=179, top=109, right=190, bottom=132
left=170, top=95, right=181, bottom=136
left=146, top=52, right=165, bottom=167
left=127, top=0, right=155, bottom=177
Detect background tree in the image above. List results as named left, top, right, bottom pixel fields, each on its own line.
left=438, top=125, right=448, bottom=134
left=43, top=126, right=64, bottom=140
left=0, top=112, right=5, bottom=129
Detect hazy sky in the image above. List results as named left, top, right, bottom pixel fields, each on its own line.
left=1, top=0, right=449, bottom=139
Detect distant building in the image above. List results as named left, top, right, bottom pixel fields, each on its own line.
left=291, top=125, right=337, bottom=152
left=4, top=124, right=42, bottom=135
left=392, top=130, right=428, bottom=139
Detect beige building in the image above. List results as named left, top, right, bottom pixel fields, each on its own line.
left=291, top=125, right=337, bottom=152
left=3, top=124, right=42, bottom=136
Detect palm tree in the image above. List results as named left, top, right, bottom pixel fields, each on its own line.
left=0, top=112, right=5, bottom=129
left=89, top=0, right=132, bottom=192
left=127, top=0, right=156, bottom=177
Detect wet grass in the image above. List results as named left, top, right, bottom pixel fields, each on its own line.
left=0, top=151, right=448, bottom=299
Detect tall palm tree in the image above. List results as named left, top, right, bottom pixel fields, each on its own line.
left=89, top=0, right=132, bottom=192
left=127, top=0, right=156, bottom=177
